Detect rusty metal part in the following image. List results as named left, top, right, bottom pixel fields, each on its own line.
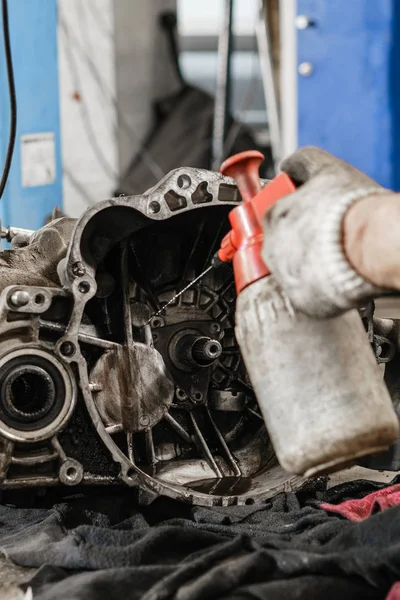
left=0, top=175, right=398, bottom=504
left=0, top=166, right=310, bottom=505
left=0, top=165, right=399, bottom=500
left=89, top=343, right=173, bottom=432
left=1, top=225, right=34, bottom=242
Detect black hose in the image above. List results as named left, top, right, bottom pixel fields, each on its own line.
left=0, top=0, right=16, bottom=199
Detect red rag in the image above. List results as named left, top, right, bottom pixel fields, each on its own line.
left=321, top=482, right=400, bottom=522
left=386, top=582, right=400, bottom=600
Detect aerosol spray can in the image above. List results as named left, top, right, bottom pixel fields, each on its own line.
left=217, top=151, right=399, bottom=476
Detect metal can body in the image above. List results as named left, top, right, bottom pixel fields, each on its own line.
left=235, top=276, right=399, bottom=476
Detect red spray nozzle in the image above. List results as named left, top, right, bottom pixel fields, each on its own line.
left=218, top=151, right=296, bottom=294
left=220, top=150, right=264, bottom=203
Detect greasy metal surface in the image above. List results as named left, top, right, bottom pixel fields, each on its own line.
left=89, top=343, right=174, bottom=432
left=0, top=165, right=399, bottom=504
left=0, top=167, right=311, bottom=506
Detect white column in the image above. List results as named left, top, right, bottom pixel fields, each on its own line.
left=279, top=0, right=298, bottom=158
left=58, top=0, right=177, bottom=217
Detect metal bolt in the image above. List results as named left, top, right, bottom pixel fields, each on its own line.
left=139, top=415, right=150, bottom=427
left=150, top=316, right=164, bottom=329
left=72, top=262, right=86, bottom=277
left=298, top=62, right=314, bottom=77
left=89, top=382, right=102, bottom=393
left=9, top=290, right=30, bottom=308
left=60, top=341, right=75, bottom=357
left=59, top=459, right=84, bottom=486
left=192, top=337, right=223, bottom=365
left=295, top=15, right=313, bottom=30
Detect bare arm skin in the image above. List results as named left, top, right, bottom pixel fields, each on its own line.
left=344, top=194, right=400, bottom=290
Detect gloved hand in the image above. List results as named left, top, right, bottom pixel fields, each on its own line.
left=262, top=146, right=389, bottom=318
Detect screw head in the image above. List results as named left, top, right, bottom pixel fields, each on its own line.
left=72, top=262, right=86, bottom=277
left=295, top=15, right=312, bottom=30
left=150, top=316, right=164, bottom=329
left=139, top=414, right=150, bottom=427
left=59, top=459, right=84, bottom=486
left=60, top=341, right=75, bottom=357
left=9, top=290, right=30, bottom=308
left=298, top=62, right=314, bottom=77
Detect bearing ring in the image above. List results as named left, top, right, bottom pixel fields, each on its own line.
left=0, top=347, right=77, bottom=442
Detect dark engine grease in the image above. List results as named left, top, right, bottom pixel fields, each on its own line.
left=184, top=476, right=252, bottom=496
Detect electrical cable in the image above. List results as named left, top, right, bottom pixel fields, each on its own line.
left=0, top=0, right=16, bottom=199
left=222, top=34, right=261, bottom=159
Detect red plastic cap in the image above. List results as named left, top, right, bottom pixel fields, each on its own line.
left=221, top=151, right=264, bottom=204
left=218, top=151, right=296, bottom=294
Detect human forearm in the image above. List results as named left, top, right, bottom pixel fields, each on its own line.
left=344, top=193, right=400, bottom=290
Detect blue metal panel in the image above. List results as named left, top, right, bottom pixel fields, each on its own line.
left=297, top=0, right=400, bottom=189
left=0, top=0, right=62, bottom=229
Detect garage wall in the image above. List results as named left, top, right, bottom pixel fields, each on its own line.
left=57, top=0, right=117, bottom=215
left=58, top=0, right=176, bottom=217
left=114, top=0, right=178, bottom=177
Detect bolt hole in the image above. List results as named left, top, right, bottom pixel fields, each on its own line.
left=177, top=174, right=191, bottom=189
left=78, top=281, right=90, bottom=294
left=151, top=317, right=163, bottom=329
left=194, top=392, right=202, bottom=401
left=376, top=342, right=394, bottom=362
left=149, top=201, right=161, bottom=214
left=209, top=344, right=219, bottom=355
left=66, top=466, right=77, bottom=479
left=245, top=498, right=255, bottom=505
left=211, top=323, right=220, bottom=333
left=35, top=294, right=45, bottom=305
left=176, top=388, right=187, bottom=401
left=60, top=341, right=75, bottom=357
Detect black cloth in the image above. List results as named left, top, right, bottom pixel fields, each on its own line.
left=1, top=478, right=400, bottom=599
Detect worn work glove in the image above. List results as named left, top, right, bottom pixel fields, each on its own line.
left=262, top=147, right=388, bottom=318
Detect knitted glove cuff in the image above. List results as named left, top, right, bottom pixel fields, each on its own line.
left=318, top=187, right=387, bottom=312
